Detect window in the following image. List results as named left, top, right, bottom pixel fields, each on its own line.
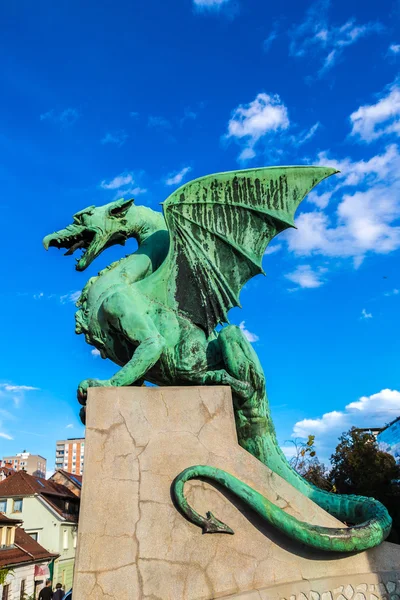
left=63, top=529, right=68, bottom=550
left=5, top=527, right=12, bottom=546
left=29, top=532, right=38, bottom=541
left=20, top=579, right=25, bottom=600
left=73, top=531, right=77, bottom=548
left=0, top=499, right=7, bottom=512
left=13, top=498, right=23, bottom=512
left=2, top=584, right=10, bottom=600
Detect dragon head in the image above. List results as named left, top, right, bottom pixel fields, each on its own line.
left=43, top=198, right=134, bottom=271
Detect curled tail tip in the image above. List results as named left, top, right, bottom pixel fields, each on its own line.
left=203, top=511, right=234, bottom=535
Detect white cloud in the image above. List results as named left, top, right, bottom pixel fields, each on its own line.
left=286, top=143, right=400, bottom=264
left=101, top=172, right=134, bottom=190
left=91, top=348, right=101, bottom=358
left=34, top=292, right=44, bottom=300
left=264, top=23, right=279, bottom=52
left=388, top=44, right=400, bottom=54
left=297, top=121, right=320, bottom=145
left=0, top=432, right=13, bottom=440
left=40, top=108, right=80, bottom=126
left=0, top=384, right=38, bottom=392
left=285, top=265, right=326, bottom=289
left=292, top=389, right=400, bottom=458
left=100, top=172, right=147, bottom=200
left=350, top=81, right=400, bottom=142
left=101, top=131, right=128, bottom=146
left=194, top=0, right=230, bottom=7
left=361, top=308, right=373, bottom=319
left=239, top=321, right=259, bottom=343
left=66, top=424, right=74, bottom=429
left=165, top=166, right=192, bottom=186
left=225, top=92, right=290, bottom=161
left=60, top=290, right=81, bottom=304
left=384, top=288, right=399, bottom=297
left=148, top=116, right=172, bottom=129
left=264, top=243, right=282, bottom=256
left=289, top=1, right=383, bottom=75
left=130, top=111, right=139, bottom=118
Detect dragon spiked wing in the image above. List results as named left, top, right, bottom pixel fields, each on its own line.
left=146, top=166, right=337, bottom=335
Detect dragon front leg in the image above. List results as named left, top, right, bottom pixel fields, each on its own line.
left=77, top=292, right=165, bottom=408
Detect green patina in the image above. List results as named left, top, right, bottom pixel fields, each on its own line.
left=43, top=166, right=392, bottom=552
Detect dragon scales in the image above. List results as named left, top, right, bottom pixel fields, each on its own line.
left=43, top=166, right=392, bottom=552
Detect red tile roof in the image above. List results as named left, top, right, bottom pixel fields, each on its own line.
left=0, top=527, right=57, bottom=568
left=0, top=514, right=22, bottom=526
left=0, top=471, right=79, bottom=523
left=0, top=470, right=76, bottom=499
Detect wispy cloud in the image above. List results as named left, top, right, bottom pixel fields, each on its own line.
left=193, top=0, right=231, bottom=9
left=129, top=111, right=139, bottom=118
left=0, top=383, right=39, bottom=411
left=101, top=131, right=128, bottom=146
left=384, top=288, right=399, bottom=297
left=66, top=423, right=74, bottom=429
left=264, top=243, right=282, bottom=256
left=263, top=22, right=279, bottom=53
left=361, top=308, right=373, bottom=319
left=100, top=171, right=147, bottom=199
left=60, top=290, right=81, bottom=304
left=388, top=44, right=400, bottom=55
left=148, top=116, right=172, bottom=129
left=180, top=108, right=198, bottom=126
left=0, top=432, right=13, bottom=440
left=40, top=108, right=80, bottom=127
left=0, top=384, right=38, bottom=392
left=165, top=166, right=192, bottom=186
left=239, top=321, right=259, bottom=343
left=285, top=265, right=326, bottom=289
left=91, top=348, right=101, bottom=358
left=289, top=0, right=383, bottom=76
left=350, top=81, right=400, bottom=143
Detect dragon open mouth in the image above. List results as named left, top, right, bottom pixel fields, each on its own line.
left=43, top=225, right=127, bottom=271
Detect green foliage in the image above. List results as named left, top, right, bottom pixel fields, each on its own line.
left=0, top=568, right=13, bottom=585
left=289, top=435, right=333, bottom=492
left=329, top=427, right=400, bottom=543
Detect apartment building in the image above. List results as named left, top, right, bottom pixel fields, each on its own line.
left=1, top=452, right=46, bottom=478
left=55, top=438, right=85, bottom=475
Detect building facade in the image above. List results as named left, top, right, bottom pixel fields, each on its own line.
left=1, top=452, right=46, bottom=478
left=55, top=438, right=85, bottom=475
left=377, top=416, right=400, bottom=462
left=0, top=471, right=79, bottom=592
left=0, top=514, right=57, bottom=599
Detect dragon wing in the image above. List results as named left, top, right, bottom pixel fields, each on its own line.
left=147, top=166, right=337, bottom=335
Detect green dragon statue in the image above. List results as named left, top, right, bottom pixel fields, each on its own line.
left=43, top=166, right=392, bottom=553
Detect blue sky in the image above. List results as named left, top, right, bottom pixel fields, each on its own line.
left=1, top=0, right=400, bottom=470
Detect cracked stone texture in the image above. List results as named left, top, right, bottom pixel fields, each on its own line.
left=73, top=387, right=400, bottom=600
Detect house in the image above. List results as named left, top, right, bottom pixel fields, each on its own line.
left=0, top=471, right=79, bottom=591
left=0, top=513, right=57, bottom=599
left=0, top=467, right=15, bottom=482
left=49, top=470, right=82, bottom=498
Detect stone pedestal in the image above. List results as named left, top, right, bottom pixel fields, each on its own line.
left=73, top=387, right=400, bottom=600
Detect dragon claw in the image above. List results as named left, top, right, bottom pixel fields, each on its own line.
left=202, top=511, right=234, bottom=535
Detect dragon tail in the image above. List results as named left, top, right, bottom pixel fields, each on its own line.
left=172, top=464, right=391, bottom=552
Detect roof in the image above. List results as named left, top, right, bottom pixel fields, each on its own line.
left=0, top=527, right=58, bottom=568
left=0, top=514, right=22, bottom=526
left=57, top=470, right=82, bottom=487
left=379, top=415, right=400, bottom=434
left=0, top=470, right=77, bottom=499
left=0, top=471, right=79, bottom=523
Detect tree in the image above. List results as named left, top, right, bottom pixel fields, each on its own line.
left=329, top=428, right=400, bottom=500
left=289, top=435, right=333, bottom=492
left=329, top=427, right=400, bottom=543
